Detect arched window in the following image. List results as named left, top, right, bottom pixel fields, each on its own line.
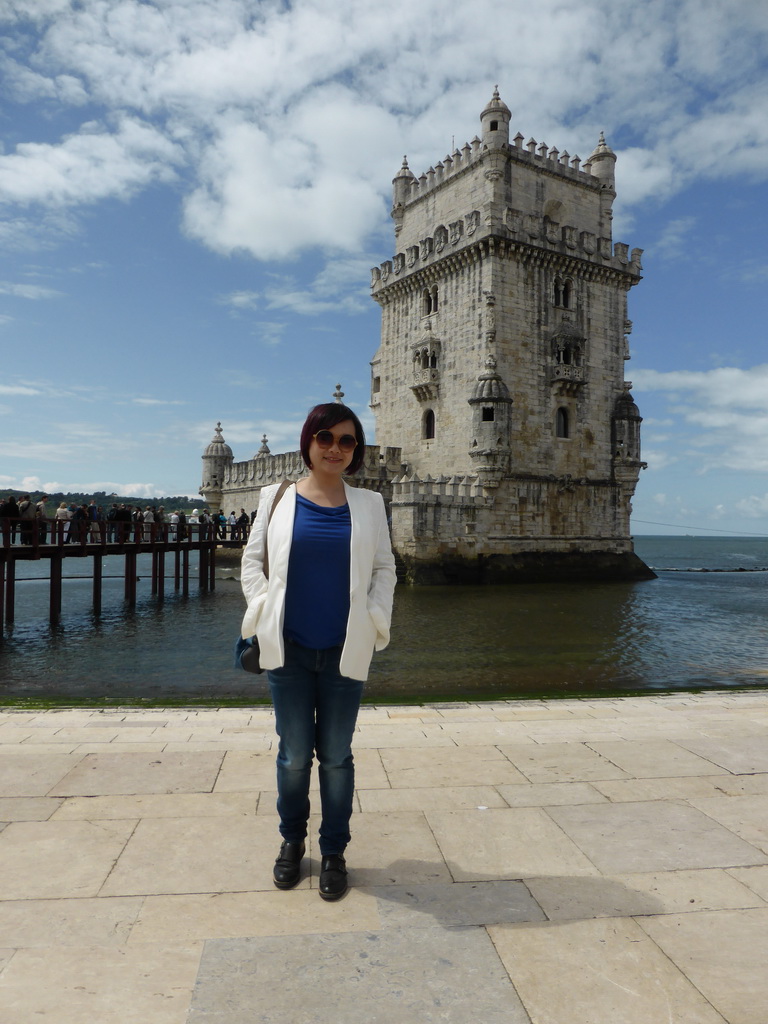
left=423, top=409, right=435, bottom=439
left=556, top=407, right=570, bottom=439
left=553, top=277, right=574, bottom=309
left=422, top=286, right=439, bottom=315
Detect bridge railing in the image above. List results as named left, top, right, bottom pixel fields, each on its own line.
left=0, top=517, right=250, bottom=551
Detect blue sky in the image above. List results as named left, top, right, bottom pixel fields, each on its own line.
left=1, top=0, right=767, bottom=536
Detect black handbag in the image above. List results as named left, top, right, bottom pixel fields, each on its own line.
left=234, top=481, right=291, bottom=674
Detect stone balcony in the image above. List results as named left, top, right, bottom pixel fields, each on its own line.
left=410, top=366, right=440, bottom=402
left=550, top=362, right=585, bottom=395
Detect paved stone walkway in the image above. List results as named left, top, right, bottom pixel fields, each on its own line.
left=0, top=691, right=767, bottom=1023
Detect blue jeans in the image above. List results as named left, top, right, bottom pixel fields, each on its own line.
left=268, top=639, right=364, bottom=856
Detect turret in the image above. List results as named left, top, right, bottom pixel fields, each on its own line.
left=480, top=86, right=511, bottom=149
left=200, top=422, right=233, bottom=511
left=391, top=156, right=415, bottom=235
left=585, top=131, right=617, bottom=237
left=611, top=383, right=642, bottom=463
left=586, top=130, right=617, bottom=184
left=468, top=354, right=513, bottom=487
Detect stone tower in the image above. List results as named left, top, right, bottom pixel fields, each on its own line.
left=200, top=423, right=233, bottom=512
left=370, top=88, right=651, bottom=581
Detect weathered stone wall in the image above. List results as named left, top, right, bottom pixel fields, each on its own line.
left=215, top=446, right=404, bottom=517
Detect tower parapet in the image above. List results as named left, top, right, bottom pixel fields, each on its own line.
left=377, top=97, right=639, bottom=295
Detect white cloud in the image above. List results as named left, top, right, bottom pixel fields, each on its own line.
left=0, top=280, right=63, bottom=299
left=0, top=0, right=766, bottom=261
left=132, top=397, right=186, bottom=406
left=633, top=364, right=768, bottom=474
left=0, top=383, right=44, bottom=395
left=653, top=217, right=697, bottom=261
left=735, top=494, right=768, bottom=518
left=222, top=290, right=259, bottom=312
left=264, top=258, right=371, bottom=315
left=639, top=447, right=678, bottom=472
left=182, top=113, right=386, bottom=259
left=190, top=416, right=304, bottom=454
left=51, top=481, right=172, bottom=498
left=0, top=117, right=183, bottom=206
left=0, top=474, right=43, bottom=491
left=255, top=321, right=287, bottom=346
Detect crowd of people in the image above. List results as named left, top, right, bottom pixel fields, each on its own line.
left=0, top=495, right=255, bottom=546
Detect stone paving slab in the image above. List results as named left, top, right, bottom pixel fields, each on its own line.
left=547, top=800, right=768, bottom=873
left=489, top=917, right=729, bottom=1024
left=640, top=908, right=768, bottom=1024
left=100, top=815, right=283, bottom=896
left=50, top=750, right=224, bottom=797
left=0, top=944, right=202, bottom=1024
left=426, top=806, right=601, bottom=880
left=0, top=819, right=137, bottom=900
left=525, top=867, right=767, bottom=920
left=0, top=752, right=83, bottom=797
left=369, top=879, right=546, bottom=929
left=188, top=928, right=531, bottom=1024
left=129, top=888, right=383, bottom=944
left=0, top=689, right=766, bottom=1024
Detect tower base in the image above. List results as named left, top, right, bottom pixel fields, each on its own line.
left=395, top=549, right=656, bottom=585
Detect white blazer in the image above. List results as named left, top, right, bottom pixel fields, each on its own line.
left=240, top=481, right=396, bottom=682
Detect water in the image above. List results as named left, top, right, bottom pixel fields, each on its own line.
left=0, top=537, right=766, bottom=704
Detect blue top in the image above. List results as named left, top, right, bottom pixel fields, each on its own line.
left=283, top=493, right=351, bottom=649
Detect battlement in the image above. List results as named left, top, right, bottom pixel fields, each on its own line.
left=391, top=471, right=486, bottom=504
left=371, top=228, right=643, bottom=293
left=374, top=92, right=639, bottom=294
left=375, top=94, right=640, bottom=295
left=397, top=129, right=599, bottom=207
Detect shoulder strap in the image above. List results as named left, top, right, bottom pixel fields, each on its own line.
left=263, top=480, right=292, bottom=580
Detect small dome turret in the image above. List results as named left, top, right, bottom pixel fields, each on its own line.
left=204, top=422, right=233, bottom=459
left=612, top=383, right=643, bottom=462
left=613, top=383, right=641, bottom=420
left=481, top=86, right=511, bottom=148
left=468, top=354, right=513, bottom=487
left=201, top=422, right=233, bottom=510
left=392, top=155, right=416, bottom=219
left=586, top=130, right=617, bottom=184
left=469, top=354, right=512, bottom=404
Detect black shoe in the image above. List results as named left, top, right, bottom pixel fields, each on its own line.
left=319, top=854, right=348, bottom=901
left=273, top=840, right=305, bottom=889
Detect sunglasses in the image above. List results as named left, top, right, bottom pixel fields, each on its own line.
left=313, top=430, right=358, bottom=453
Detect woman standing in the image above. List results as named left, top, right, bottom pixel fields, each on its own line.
left=240, top=403, right=396, bottom=900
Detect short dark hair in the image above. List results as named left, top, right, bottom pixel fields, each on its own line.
left=299, top=403, right=366, bottom=474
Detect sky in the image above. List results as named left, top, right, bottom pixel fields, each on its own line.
left=1, top=0, right=767, bottom=536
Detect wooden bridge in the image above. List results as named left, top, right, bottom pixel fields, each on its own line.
left=0, top=519, right=247, bottom=633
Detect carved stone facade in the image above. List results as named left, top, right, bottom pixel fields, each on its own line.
left=202, top=90, right=652, bottom=583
